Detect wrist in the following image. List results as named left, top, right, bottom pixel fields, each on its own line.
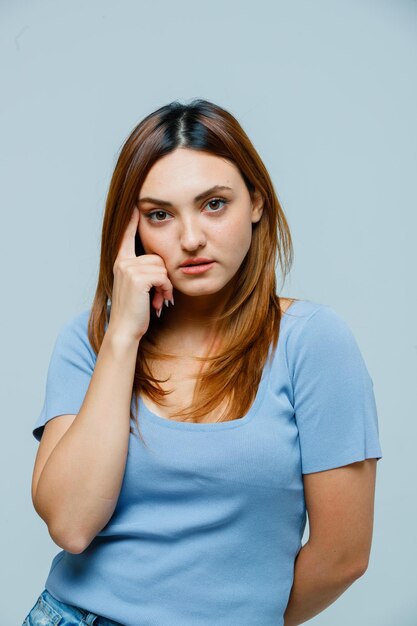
left=105, top=324, right=142, bottom=350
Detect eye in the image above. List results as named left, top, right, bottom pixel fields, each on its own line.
left=145, top=209, right=171, bottom=223
left=145, top=197, right=229, bottom=224
left=205, top=197, right=229, bottom=212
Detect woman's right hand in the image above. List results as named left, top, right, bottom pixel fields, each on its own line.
left=107, top=205, right=174, bottom=342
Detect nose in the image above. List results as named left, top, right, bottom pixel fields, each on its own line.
left=179, top=214, right=207, bottom=250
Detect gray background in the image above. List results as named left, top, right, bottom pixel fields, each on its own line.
left=1, top=0, right=415, bottom=624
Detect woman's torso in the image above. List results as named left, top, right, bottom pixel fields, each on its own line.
left=36, top=297, right=382, bottom=626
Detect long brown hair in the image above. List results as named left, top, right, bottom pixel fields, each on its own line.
left=87, top=99, right=294, bottom=444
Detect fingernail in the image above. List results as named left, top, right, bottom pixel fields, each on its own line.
left=164, top=299, right=169, bottom=308
left=170, top=295, right=175, bottom=306
left=156, top=306, right=162, bottom=318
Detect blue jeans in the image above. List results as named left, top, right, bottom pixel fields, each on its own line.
left=22, top=588, right=124, bottom=625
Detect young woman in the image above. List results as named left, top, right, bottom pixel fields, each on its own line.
left=24, top=99, right=383, bottom=626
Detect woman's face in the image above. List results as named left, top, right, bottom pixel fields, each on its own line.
left=137, top=147, right=263, bottom=299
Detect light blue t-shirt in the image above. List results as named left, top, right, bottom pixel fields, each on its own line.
left=32, top=299, right=383, bottom=626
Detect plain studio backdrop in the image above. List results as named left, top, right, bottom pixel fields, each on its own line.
left=1, top=0, right=415, bottom=624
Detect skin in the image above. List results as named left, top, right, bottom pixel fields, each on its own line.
left=136, top=147, right=264, bottom=352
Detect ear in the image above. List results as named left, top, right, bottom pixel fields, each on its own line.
left=250, top=189, right=264, bottom=224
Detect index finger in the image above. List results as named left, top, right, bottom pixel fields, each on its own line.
left=116, top=205, right=140, bottom=260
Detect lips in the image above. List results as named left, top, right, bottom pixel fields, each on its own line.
left=184, top=261, right=211, bottom=267
left=179, top=257, right=215, bottom=267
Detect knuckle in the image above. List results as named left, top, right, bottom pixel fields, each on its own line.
left=132, top=273, right=144, bottom=285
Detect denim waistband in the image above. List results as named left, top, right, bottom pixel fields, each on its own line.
left=39, top=588, right=123, bottom=625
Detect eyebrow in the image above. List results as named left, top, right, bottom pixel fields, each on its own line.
left=138, top=185, right=233, bottom=207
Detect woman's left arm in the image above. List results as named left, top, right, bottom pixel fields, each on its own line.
left=284, top=458, right=378, bottom=626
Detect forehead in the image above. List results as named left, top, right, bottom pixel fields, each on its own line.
left=139, top=148, right=242, bottom=197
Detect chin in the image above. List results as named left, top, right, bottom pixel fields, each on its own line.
left=176, top=285, right=222, bottom=297
left=177, top=274, right=237, bottom=297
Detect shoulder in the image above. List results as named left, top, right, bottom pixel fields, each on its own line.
left=54, top=308, right=95, bottom=364
left=57, top=307, right=91, bottom=341
left=283, top=300, right=368, bottom=379
left=282, top=298, right=361, bottom=357
left=282, top=299, right=353, bottom=335
left=281, top=298, right=336, bottom=330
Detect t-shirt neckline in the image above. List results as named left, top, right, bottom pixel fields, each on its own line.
left=137, top=299, right=303, bottom=431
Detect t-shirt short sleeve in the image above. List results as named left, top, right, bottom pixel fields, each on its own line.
left=33, top=310, right=96, bottom=442
left=288, top=304, right=383, bottom=474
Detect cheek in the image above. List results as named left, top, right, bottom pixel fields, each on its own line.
left=212, top=216, right=252, bottom=254
left=137, top=223, right=165, bottom=255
